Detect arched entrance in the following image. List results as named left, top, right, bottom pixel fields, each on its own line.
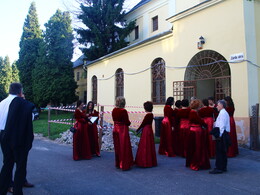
left=173, top=50, right=231, bottom=101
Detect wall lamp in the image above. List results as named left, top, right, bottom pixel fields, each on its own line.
left=197, top=36, right=205, bottom=49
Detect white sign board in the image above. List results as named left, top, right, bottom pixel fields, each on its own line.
left=230, top=53, right=244, bottom=62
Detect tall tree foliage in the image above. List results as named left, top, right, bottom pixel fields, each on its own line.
left=0, top=56, right=12, bottom=100
left=32, top=10, right=78, bottom=107
left=76, top=0, right=136, bottom=60
left=17, top=2, right=42, bottom=102
left=11, top=61, right=20, bottom=83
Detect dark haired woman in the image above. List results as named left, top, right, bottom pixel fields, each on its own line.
left=112, top=97, right=134, bottom=170
left=135, top=101, right=157, bottom=167
left=186, top=100, right=210, bottom=171
left=224, top=96, right=239, bottom=157
left=176, top=99, right=191, bottom=157
left=172, top=100, right=181, bottom=155
left=198, top=99, right=215, bottom=158
left=158, top=97, right=176, bottom=157
left=86, top=101, right=100, bottom=157
left=73, top=100, right=91, bottom=160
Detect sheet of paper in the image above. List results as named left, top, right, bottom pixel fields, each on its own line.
left=90, top=116, right=98, bottom=123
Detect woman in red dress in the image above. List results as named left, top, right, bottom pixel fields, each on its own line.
left=198, top=99, right=215, bottom=158
left=172, top=100, right=181, bottom=155
left=135, top=101, right=157, bottom=168
left=208, top=96, right=219, bottom=120
left=176, top=99, right=191, bottom=157
left=186, top=100, right=210, bottom=171
left=224, top=96, right=239, bottom=157
left=112, top=97, right=134, bottom=170
left=158, top=97, right=176, bottom=157
left=86, top=101, right=100, bottom=157
left=73, top=100, right=92, bottom=160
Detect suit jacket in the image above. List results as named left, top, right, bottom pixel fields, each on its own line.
left=4, top=97, right=34, bottom=150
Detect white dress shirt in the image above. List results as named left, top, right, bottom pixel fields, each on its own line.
left=0, top=94, right=17, bottom=130
left=214, top=108, right=230, bottom=136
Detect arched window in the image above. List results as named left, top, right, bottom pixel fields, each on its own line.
left=115, top=68, right=124, bottom=98
left=92, top=75, right=97, bottom=104
left=151, top=58, right=166, bottom=104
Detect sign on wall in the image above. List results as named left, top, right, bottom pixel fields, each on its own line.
left=230, top=53, right=244, bottom=62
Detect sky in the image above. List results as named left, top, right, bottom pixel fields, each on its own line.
left=0, top=0, right=140, bottom=64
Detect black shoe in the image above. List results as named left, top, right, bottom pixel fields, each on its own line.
left=209, top=169, right=223, bottom=174
left=222, top=169, right=227, bottom=172
left=8, top=187, right=13, bottom=193
left=23, top=181, right=34, bottom=188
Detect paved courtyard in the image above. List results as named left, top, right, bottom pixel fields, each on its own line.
left=1, top=137, right=260, bottom=195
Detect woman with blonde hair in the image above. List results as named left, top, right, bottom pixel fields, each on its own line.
left=186, top=99, right=210, bottom=171
left=112, top=97, right=134, bottom=170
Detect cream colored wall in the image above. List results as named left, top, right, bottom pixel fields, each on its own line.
left=175, top=0, right=200, bottom=13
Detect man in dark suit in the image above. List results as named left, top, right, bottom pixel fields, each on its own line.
left=0, top=83, right=34, bottom=195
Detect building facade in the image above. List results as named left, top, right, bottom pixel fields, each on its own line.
left=81, top=0, right=259, bottom=146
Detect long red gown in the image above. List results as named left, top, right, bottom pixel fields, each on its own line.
left=172, top=108, right=180, bottom=156
left=176, top=108, right=191, bottom=157
left=135, top=113, right=157, bottom=167
left=73, top=109, right=92, bottom=160
left=198, top=106, right=215, bottom=158
left=158, top=105, right=176, bottom=157
left=186, top=110, right=210, bottom=171
left=87, top=110, right=100, bottom=156
left=226, top=107, right=239, bottom=157
left=112, top=108, right=134, bottom=170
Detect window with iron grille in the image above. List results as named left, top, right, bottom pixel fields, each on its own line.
left=134, top=26, right=139, bottom=40
left=92, top=76, right=97, bottom=104
left=152, top=16, right=158, bottom=32
left=115, top=68, right=124, bottom=98
left=151, top=58, right=165, bottom=104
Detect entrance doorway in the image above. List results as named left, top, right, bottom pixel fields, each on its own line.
left=173, top=50, right=231, bottom=101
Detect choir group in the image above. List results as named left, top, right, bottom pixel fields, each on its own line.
left=72, top=95, right=238, bottom=173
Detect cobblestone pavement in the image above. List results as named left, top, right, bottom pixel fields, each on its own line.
left=1, top=137, right=260, bottom=195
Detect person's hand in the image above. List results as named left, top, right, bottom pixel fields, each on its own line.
left=88, top=122, right=92, bottom=125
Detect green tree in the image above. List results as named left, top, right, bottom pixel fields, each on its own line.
left=32, top=10, right=78, bottom=107
left=76, top=0, right=136, bottom=60
left=0, top=56, right=12, bottom=99
left=11, top=61, right=20, bottom=83
left=0, top=57, right=7, bottom=100
left=17, top=2, right=43, bottom=102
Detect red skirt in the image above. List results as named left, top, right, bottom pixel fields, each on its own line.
left=186, top=124, right=210, bottom=171
left=227, top=116, right=239, bottom=157
left=179, top=119, right=190, bottom=157
left=73, top=122, right=92, bottom=160
left=113, top=123, right=134, bottom=170
left=203, top=117, right=215, bottom=158
left=87, top=123, right=100, bottom=156
left=158, top=117, right=176, bottom=157
left=135, top=125, right=157, bottom=167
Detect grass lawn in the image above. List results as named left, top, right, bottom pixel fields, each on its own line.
left=33, top=110, right=72, bottom=140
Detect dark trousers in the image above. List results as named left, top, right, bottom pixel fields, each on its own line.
left=215, top=132, right=228, bottom=171
left=0, top=131, right=29, bottom=195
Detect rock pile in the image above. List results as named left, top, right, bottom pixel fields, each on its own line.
left=55, top=122, right=140, bottom=151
